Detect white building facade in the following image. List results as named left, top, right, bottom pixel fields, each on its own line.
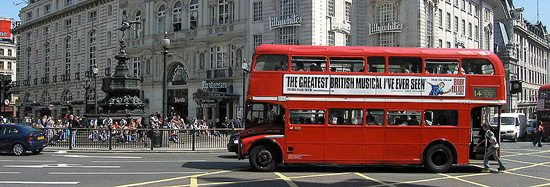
left=355, top=0, right=500, bottom=49
left=13, top=0, right=120, bottom=119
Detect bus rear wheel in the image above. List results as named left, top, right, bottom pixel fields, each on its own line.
left=249, top=145, right=278, bottom=172
left=425, top=144, right=453, bottom=173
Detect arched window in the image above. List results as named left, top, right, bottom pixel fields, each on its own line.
left=379, top=3, right=394, bottom=23
left=171, top=65, right=188, bottom=85
left=173, top=1, right=182, bottom=31
left=189, top=0, right=198, bottom=30
left=135, top=11, right=142, bottom=38
left=157, top=5, right=166, bottom=33
left=89, top=30, right=96, bottom=72
left=87, top=88, right=95, bottom=101
left=41, top=91, right=50, bottom=103
left=63, top=90, right=72, bottom=102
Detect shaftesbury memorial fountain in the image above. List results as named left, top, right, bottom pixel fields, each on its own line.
left=99, top=16, right=144, bottom=118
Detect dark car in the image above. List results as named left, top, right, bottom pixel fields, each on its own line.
left=227, top=133, right=239, bottom=153
left=0, top=124, right=47, bottom=155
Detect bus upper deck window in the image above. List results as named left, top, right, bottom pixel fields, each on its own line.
left=389, top=57, right=422, bottom=73
left=461, top=58, right=494, bottom=75
left=367, top=56, right=385, bottom=73
left=425, top=59, right=460, bottom=74
left=255, top=55, right=288, bottom=71
left=329, top=58, right=365, bottom=72
left=292, top=57, right=326, bottom=72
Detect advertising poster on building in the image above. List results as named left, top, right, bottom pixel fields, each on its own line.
left=0, top=19, right=11, bottom=40
left=283, top=74, right=466, bottom=97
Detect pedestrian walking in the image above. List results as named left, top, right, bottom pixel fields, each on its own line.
left=533, top=121, right=544, bottom=147
left=475, top=124, right=506, bottom=173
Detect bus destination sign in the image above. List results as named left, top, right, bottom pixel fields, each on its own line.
left=283, top=74, right=466, bottom=97
left=473, top=87, right=497, bottom=98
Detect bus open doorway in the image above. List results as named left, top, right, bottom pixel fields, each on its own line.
left=470, top=106, right=502, bottom=160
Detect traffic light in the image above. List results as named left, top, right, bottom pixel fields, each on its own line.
left=510, top=80, right=522, bottom=94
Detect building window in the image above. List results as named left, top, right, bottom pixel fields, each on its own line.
left=345, top=1, right=352, bottom=23
left=378, top=33, right=396, bottom=47
left=7, top=49, right=12, bottom=56
left=218, top=0, right=231, bottom=25
left=133, top=11, right=142, bottom=38
left=253, top=1, right=263, bottom=21
left=438, top=39, right=443, bottom=48
left=66, top=0, right=73, bottom=6
left=346, top=34, right=352, bottom=46
left=189, top=0, right=198, bottom=30
left=89, top=30, right=96, bottom=72
left=65, top=37, right=71, bottom=77
left=106, top=58, right=112, bottom=76
left=328, top=0, right=335, bottom=17
left=328, top=31, right=335, bottom=46
left=426, top=3, right=433, bottom=47
left=379, top=3, right=394, bottom=23
left=454, top=16, right=458, bottom=33
left=461, top=19, right=465, bottom=36
left=44, top=43, right=50, bottom=79
left=253, top=34, right=263, bottom=48
left=89, top=11, right=97, bottom=22
left=474, top=25, right=479, bottom=40
left=437, top=9, right=442, bottom=28
left=0, top=49, right=3, bottom=56
left=157, top=5, right=166, bottom=33
left=132, top=57, right=141, bottom=76
left=446, top=12, right=451, bottom=31
left=474, top=4, right=479, bottom=17
left=108, top=5, right=112, bottom=16
left=279, top=26, right=298, bottom=45
left=65, top=19, right=71, bottom=29
left=173, top=1, right=182, bottom=32
left=27, top=11, right=33, bottom=21
left=280, top=0, right=296, bottom=16
left=468, top=22, right=472, bottom=38
left=210, top=48, right=215, bottom=69
left=216, top=46, right=227, bottom=69
left=446, top=42, right=451, bottom=48
left=45, top=4, right=51, bottom=14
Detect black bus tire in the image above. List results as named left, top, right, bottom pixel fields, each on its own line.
left=424, top=144, right=453, bottom=173
left=249, top=145, right=278, bottom=172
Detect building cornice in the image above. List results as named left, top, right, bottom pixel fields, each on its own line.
left=514, top=25, right=550, bottom=50
left=12, top=0, right=113, bottom=34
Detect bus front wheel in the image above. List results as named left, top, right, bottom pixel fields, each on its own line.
left=249, top=145, right=278, bottom=172
left=425, top=144, right=453, bottom=173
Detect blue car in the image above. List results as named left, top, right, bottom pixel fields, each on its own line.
left=0, top=124, right=47, bottom=156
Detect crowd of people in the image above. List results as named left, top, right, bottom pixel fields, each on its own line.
left=8, top=113, right=244, bottom=146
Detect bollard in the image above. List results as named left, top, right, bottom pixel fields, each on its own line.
left=150, top=127, right=154, bottom=151
left=192, top=128, right=196, bottom=151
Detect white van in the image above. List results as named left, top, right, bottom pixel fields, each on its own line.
left=492, top=113, right=527, bottom=142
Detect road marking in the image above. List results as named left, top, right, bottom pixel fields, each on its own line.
left=0, top=181, right=79, bottom=185
left=502, top=150, right=550, bottom=158
left=355, top=172, right=396, bottom=187
left=274, top=172, right=298, bottom=187
left=439, top=173, right=489, bottom=187
left=290, top=172, right=350, bottom=179
left=49, top=172, right=206, bottom=175
left=531, top=183, right=550, bottom=187
left=53, top=154, right=142, bottom=159
left=0, top=172, right=20, bottom=174
left=371, top=172, right=490, bottom=187
left=185, top=172, right=350, bottom=187
left=115, top=170, right=230, bottom=187
left=91, top=160, right=206, bottom=163
left=0, top=160, right=57, bottom=163
left=189, top=177, right=198, bottom=187
left=505, top=161, right=550, bottom=171
left=504, top=171, right=550, bottom=182
left=4, top=164, right=120, bottom=169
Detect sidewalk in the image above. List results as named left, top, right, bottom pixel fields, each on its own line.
left=43, top=147, right=228, bottom=153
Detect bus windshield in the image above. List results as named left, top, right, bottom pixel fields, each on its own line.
left=245, top=102, right=285, bottom=128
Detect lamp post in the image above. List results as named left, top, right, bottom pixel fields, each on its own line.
left=92, top=64, right=99, bottom=114
left=241, top=60, right=249, bottom=121
left=161, top=32, right=170, bottom=124
left=82, top=79, right=91, bottom=114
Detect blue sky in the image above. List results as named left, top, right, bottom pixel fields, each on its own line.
left=0, top=0, right=548, bottom=29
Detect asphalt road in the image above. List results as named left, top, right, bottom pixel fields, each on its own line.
left=0, top=142, right=548, bottom=187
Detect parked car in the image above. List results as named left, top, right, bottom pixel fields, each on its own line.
left=227, top=133, right=239, bottom=153
left=0, top=124, right=47, bottom=155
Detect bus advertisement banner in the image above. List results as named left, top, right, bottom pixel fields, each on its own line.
left=283, top=74, right=466, bottom=97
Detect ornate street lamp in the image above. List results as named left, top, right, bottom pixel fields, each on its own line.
left=92, top=64, right=99, bottom=114
left=241, top=59, right=249, bottom=121
left=161, top=32, right=170, bottom=124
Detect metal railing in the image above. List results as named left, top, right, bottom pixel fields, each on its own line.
left=41, top=127, right=242, bottom=151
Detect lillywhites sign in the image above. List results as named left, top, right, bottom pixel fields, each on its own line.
left=368, top=21, right=403, bottom=35
left=270, top=14, right=303, bottom=30
left=201, top=81, right=229, bottom=89
left=283, top=74, right=466, bottom=97
left=174, top=97, right=186, bottom=103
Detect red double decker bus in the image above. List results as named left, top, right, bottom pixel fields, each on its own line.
left=536, top=85, right=550, bottom=139
left=238, top=45, right=506, bottom=172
